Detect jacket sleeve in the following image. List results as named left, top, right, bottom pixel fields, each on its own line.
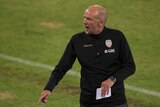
left=113, top=32, right=136, bottom=82
left=44, top=38, right=76, bottom=91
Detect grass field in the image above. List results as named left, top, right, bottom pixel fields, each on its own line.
left=0, top=0, right=160, bottom=107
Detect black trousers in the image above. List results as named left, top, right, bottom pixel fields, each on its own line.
left=80, top=103, right=128, bottom=107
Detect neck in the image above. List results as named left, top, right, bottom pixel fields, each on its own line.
left=93, top=26, right=104, bottom=34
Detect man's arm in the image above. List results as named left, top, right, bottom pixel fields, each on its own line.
left=38, top=38, right=76, bottom=104
left=113, top=32, right=136, bottom=81
left=101, top=32, right=136, bottom=96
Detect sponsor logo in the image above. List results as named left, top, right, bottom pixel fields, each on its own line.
left=105, top=39, right=112, bottom=48
left=104, top=49, right=115, bottom=53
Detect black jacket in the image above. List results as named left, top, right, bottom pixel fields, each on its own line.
left=44, top=27, right=136, bottom=107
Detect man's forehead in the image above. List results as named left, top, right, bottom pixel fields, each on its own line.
left=84, top=7, right=99, bottom=17
left=86, top=7, right=98, bottom=13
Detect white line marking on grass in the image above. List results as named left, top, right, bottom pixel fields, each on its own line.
left=0, top=53, right=80, bottom=77
left=125, top=84, right=160, bottom=97
left=0, top=53, right=160, bottom=97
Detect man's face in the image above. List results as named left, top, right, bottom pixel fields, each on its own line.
left=83, top=9, right=100, bottom=34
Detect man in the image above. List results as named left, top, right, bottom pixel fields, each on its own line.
left=38, top=5, right=136, bottom=107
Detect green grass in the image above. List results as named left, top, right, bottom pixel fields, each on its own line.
left=0, top=0, right=160, bottom=107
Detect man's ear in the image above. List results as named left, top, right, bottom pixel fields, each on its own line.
left=99, top=20, right=104, bottom=27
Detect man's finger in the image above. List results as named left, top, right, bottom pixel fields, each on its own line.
left=38, top=96, right=45, bottom=104
left=38, top=92, right=48, bottom=104
left=41, top=98, right=47, bottom=103
left=101, top=87, right=107, bottom=97
left=101, top=89, right=106, bottom=97
left=38, top=96, right=47, bottom=104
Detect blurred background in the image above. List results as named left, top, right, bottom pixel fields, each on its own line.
left=0, top=0, right=160, bottom=107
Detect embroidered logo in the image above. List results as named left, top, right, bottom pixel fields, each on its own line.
left=83, top=44, right=93, bottom=47
left=104, top=39, right=115, bottom=54
left=105, top=39, right=112, bottom=48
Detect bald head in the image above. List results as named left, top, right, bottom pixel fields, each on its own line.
left=83, top=5, right=107, bottom=34
left=86, top=5, right=107, bottom=23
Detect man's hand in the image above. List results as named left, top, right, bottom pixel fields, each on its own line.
left=101, top=78, right=115, bottom=97
left=38, top=90, right=51, bottom=104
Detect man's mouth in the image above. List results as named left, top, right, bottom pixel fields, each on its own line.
left=85, top=26, right=89, bottom=29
